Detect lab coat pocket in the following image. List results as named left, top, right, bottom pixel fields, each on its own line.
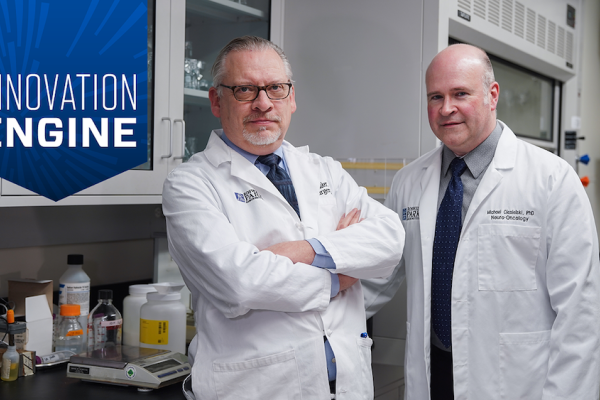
left=317, top=196, right=338, bottom=233
left=212, top=349, right=302, bottom=400
left=356, top=336, right=374, bottom=399
left=499, top=330, right=551, bottom=399
left=478, top=224, right=541, bottom=291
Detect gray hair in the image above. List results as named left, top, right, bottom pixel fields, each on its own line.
left=479, top=50, right=495, bottom=105
left=211, top=36, right=293, bottom=97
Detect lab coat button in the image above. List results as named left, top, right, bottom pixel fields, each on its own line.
left=327, top=329, right=333, bottom=336
left=296, top=222, right=304, bottom=230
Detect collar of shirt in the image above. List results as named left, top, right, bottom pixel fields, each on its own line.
left=219, top=131, right=288, bottom=175
left=441, top=121, right=503, bottom=179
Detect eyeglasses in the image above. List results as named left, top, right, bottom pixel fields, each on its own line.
left=219, top=83, right=293, bottom=102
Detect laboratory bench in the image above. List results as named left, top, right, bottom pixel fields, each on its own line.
left=0, top=363, right=185, bottom=400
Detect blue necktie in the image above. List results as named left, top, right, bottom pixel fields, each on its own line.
left=256, top=154, right=301, bottom=218
left=432, top=157, right=468, bottom=348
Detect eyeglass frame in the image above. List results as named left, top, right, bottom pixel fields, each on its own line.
left=219, top=82, right=293, bottom=102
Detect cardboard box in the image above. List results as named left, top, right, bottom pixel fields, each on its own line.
left=8, top=280, right=53, bottom=317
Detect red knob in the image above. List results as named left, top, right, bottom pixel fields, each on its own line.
left=581, top=176, right=590, bottom=187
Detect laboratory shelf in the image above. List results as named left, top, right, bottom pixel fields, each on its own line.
left=184, top=88, right=211, bottom=106
left=186, top=0, right=267, bottom=21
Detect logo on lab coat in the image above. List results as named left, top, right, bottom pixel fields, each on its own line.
left=235, top=189, right=262, bottom=203
left=402, top=206, right=419, bottom=221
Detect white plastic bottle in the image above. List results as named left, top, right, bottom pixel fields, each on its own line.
left=123, top=284, right=156, bottom=347
left=58, top=254, right=90, bottom=345
left=54, top=304, right=84, bottom=354
left=140, top=283, right=186, bottom=354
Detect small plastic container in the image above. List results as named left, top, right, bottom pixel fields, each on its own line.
left=55, top=304, right=84, bottom=354
left=88, top=290, right=122, bottom=352
left=1, top=310, right=19, bottom=382
left=123, top=284, right=156, bottom=347
left=1, top=344, right=19, bottom=381
left=140, top=283, right=186, bottom=354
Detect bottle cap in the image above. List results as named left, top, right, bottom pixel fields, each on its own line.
left=129, top=284, right=157, bottom=295
left=151, top=282, right=185, bottom=294
left=147, top=292, right=182, bottom=301
left=67, top=254, right=84, bottom=265
left=7, top=309, right=14, bottom=323
left=60, top=304, right=81, bottom=316
left=98, top=289, right=113, bottom=300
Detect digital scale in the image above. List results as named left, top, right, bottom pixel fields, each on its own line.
left=66, top=345, right=190, bottom=391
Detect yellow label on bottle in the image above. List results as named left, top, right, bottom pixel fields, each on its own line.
left=140, top=319, right=169, bottom=345
left=66, top=329, right=84, bottom=337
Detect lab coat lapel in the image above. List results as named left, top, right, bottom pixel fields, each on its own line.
left=419, top=148, right=443, bottom=306
left=283, top=142, right=316, bottom=221
left=206, top=130, right=299, bottom=210
left=462, top=123, right=517, bottom=231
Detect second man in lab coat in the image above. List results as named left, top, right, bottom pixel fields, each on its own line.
left=364, top=43, right=600, bottom=399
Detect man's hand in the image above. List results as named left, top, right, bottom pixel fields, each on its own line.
left=337, top=208, right=362, bottom=230
left=338, top=274, right=359, bottom=292
left=265, top=240, right=316, bottom=265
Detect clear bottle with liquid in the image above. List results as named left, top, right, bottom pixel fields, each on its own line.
left=1, top=310, right=19, bottom=382
left=87, top=290, right=122, bottom=354
left=54, top=304, right=84, bottom=354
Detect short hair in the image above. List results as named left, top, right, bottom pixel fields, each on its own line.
left=211, top=36, right=293, bottom=96
left=479, top=50, right=495, bottom=104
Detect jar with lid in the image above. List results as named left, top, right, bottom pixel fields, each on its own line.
left=123, top=284, right=156, bottom=347
left=140, top=283, right=186, bottom=354
left=54, top=304, right=84, bottom=354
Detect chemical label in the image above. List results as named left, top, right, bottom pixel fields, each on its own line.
left=140, top=319, right=169, bottom=345
left=66, top=329, right=84, bottom=337
left=100, top=319, right=123, bottom=328
left=1, top=358, right=13, bottom=380
left=58, top=282, right=91, bottom=315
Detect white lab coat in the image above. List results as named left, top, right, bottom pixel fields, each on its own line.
left=163, top=130, right=404, bottom=400
left=364, top=123, right=600, bottom=399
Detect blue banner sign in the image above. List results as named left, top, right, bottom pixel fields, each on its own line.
left=0, top=0, right=148, bottom=201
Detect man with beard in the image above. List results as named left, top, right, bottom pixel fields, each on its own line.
left=162, top=36, right=404, bottom=400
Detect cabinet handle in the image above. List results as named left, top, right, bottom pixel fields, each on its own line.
left=173, top=119, right=186, bottom=160
left=161, top=117, right=172, bottom=159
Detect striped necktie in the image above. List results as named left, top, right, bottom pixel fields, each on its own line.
left=256, top=153, right=301, bottom=218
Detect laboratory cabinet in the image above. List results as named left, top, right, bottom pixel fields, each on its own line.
left=0, top=0, right=278, bottom=207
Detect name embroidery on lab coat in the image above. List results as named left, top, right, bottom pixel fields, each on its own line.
left=319, top=182, right=332, bottom=196
left=235, top=189, right=262, bottom=203
left=486, top=209, right=534, bottom=222
left=403, top=206, right=419, bottom=221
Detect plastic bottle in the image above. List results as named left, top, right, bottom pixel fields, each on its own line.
left=1, top=310, right=19, bottom=382
left=88, top=290, right=122, bottom=352
left=58, top=254, right=90, bottom=345
left=54, top=304, right=84, bottom=354
left=140, top=283, right=186, bottom=354
left=123, top=284, right=156, bottom=347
